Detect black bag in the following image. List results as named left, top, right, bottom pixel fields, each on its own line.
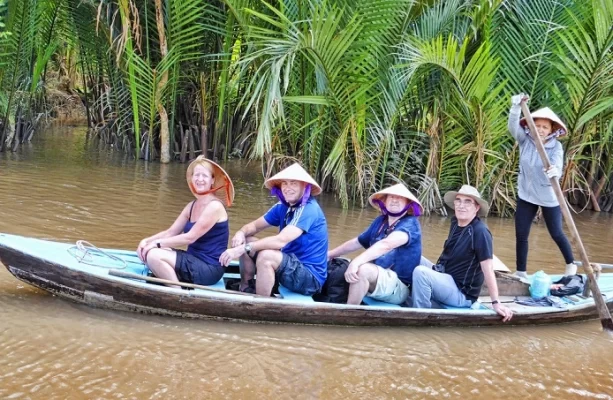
left=550, top=274, right=585, bottom=297
left=313, top=257, right=350, bottom=304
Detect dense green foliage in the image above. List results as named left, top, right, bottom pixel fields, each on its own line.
left=1, top=0, right=612, bottom=214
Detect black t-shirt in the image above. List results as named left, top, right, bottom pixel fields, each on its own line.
left=437, top=216, right=493, bottom=301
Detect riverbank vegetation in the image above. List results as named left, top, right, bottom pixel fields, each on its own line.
left=0, top=0, right=612, bottom=214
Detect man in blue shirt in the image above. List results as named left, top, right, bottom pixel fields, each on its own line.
left=327, top=184, right=422, bottom=305
left=219, top=163, right=328, bottom=297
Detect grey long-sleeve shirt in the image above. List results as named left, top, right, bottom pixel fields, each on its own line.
left=508, top=105, right=564, bottom=207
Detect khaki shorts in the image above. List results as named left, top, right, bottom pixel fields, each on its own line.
left=368, top=267, right=409, bottom=305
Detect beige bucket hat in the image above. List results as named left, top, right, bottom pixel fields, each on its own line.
left=186, top=156, right=235, bottom=207
left=264, top=163, right=322, bottom=196
left=443, top=185, right=489, bottom=217
left=519, top=107, right=568, bottom=137
left=368, top=183, right=423, bottom=213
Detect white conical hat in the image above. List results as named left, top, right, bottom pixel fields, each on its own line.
left=368, top=183, right=423, bottom=213
left=443, top=184, right=489, bottom=217
left=263, top=163, right=322, bottom=196
left=519, top=107, right=568, bottom=137
left=186, top=156, right=235, bottom=207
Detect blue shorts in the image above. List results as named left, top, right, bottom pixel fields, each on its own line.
left=276, top=253, right=321, bottom=296
left=175, top=250, right=224, bottom=286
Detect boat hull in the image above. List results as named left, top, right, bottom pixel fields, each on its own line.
left=1, top=235, right=612, bottom=327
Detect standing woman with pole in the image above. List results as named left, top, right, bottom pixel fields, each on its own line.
left=518, top=100, right=613, bottom=331
left=508, top=94, right=577, bottom=279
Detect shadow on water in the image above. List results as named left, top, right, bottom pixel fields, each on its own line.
left=0, top=126, right=612, bottom=399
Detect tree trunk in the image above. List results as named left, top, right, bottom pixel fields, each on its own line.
left=180, top=125, right=188, bottom=163
left=154, top=0, right=170, bottom=163
left=188, top=129, right=195, bottom=160
left=201, top=125, right=208, bottom=158
left=157, top=103, right=170, bottom=162
left=590, top=189, right=601, bottom=212
left=2, top=115, right=16, bottom=152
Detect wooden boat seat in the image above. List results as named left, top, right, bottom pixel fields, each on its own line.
left=205, top=279, right=226, bottom=290
left=193, top=273, right=241, bottom=292
left=190, top=274, right=315, bottom=302
left=132, top=266, right=232, bottom=291
left=278, top=285, right=315, bottom=302
left=362, top=297, right=402, bottom=308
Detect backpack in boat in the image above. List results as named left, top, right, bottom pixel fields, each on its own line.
left=313, top=257, right=350, bottom=304
left=550, top=274, right=585, bottom=297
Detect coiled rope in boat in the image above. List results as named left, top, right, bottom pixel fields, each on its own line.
left=67, top=240, right=137, bottom=269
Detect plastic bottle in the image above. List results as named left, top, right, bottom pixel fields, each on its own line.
left=529, top=270, right=552, bottom=299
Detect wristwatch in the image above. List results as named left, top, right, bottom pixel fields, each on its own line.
left=244, top=243, right=252, bottom=254
left=492, top=300, right=499, bottom=305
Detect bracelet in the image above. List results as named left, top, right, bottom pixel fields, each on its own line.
left=491, top=300, right=499, bottom=305
left=156, top=242, right=161, bottom=248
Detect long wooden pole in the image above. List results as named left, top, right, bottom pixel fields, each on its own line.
left=520, top=102, right=613, bottom=331
left=108, top=269, right=269, bottom=298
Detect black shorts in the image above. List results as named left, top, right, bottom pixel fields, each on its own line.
left=175, top=250, right=224, bottom=286
left=276, top=253, right=321, bottom=296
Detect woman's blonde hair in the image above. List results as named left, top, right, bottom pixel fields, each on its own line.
left=189, top=156, right=215, bottom=178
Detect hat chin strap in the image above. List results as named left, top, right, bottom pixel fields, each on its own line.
left=524, top=126, right=565, bottom=140
left=374, top=199, right=421, bottom=217
left=190, top=182, right=232, bottom=207
left=271, top=184, right=311, bottom=207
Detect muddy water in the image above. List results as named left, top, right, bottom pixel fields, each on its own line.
left=0, top=126, right=612, bottom=399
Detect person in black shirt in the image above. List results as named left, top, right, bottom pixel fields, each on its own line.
left=412, top=185, right=513, bottom=322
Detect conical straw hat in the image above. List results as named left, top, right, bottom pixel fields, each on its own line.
left=368, top=183, right=423, bottom=213
left=519, top=107, right=568, bottom=137
left=264, top=163, right=322, bottom=196
left=186, top=156, right=235, bottom=207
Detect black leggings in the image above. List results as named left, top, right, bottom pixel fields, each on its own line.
left=515, top=198, right=574, bottom=272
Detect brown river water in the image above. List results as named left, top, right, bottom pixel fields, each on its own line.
left=0, top=126, right=612, bottom=399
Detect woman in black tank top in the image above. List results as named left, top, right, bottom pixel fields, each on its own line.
left=136, top=156, right=234, bottom=287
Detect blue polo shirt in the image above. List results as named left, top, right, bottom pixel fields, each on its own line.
left=357, top=215, right=422, bottom=285
left=263, top=198, right=328, bottom=285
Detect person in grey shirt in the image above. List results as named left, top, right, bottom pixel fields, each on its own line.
left=508, top=94, right=576, bottom=279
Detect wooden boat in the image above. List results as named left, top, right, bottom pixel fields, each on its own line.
left=1, top=233, right=612, bottom=327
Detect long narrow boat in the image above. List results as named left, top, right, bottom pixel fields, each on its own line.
left=1, top=233, right=612, bottom=327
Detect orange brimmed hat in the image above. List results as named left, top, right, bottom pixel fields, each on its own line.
left=368, top=183, right=423, bottom=213
left=263, top=163, right=322, bottom=196
left=186, top=156, right=235, bottom=207
left=519, top=107, right=568, bottom=137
